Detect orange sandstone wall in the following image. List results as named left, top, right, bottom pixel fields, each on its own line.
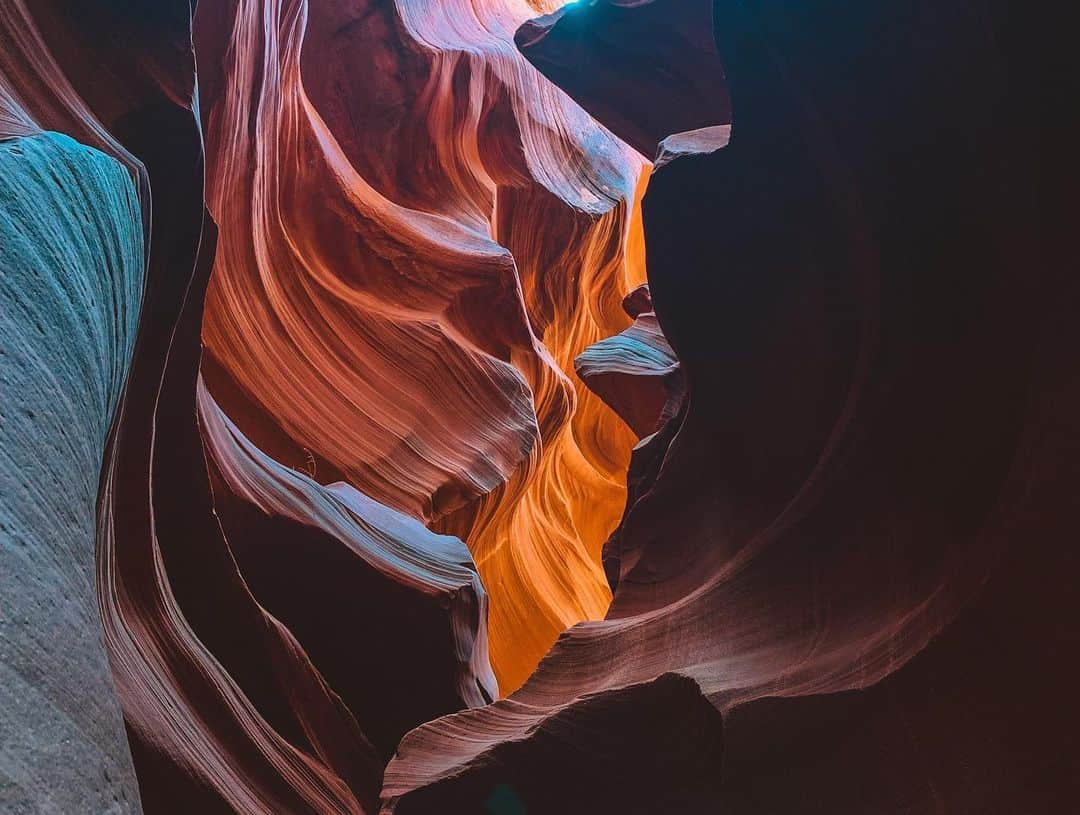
left=197, top=0, right=648, bottom=691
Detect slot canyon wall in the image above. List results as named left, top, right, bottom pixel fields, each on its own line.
left=1, top=0, right=1076, bottom=813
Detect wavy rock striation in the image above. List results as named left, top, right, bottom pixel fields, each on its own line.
left=381, top=0, right=1079, bottom=812
left=1, top=1, right=155, bottom=809
left=195, top=0, right=648, bottom=692
left=384, top=672, right=724, bottom=814
left=3, top=0, right=1077, bottom=813
left=0, top=131, right=143, bottom=815
left=199, top=381, right=497, bottom=757
left=574, top=284, right=682, bottom=438
left=8, top=2, right=382, bottom=813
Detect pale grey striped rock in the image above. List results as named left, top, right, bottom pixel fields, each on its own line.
left=1, top=132, right=143, bottom=814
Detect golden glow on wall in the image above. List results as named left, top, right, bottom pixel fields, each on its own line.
left=200, top=0, right=648, bottom=693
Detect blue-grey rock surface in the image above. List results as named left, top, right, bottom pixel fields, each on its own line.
left=1, top=132, right=143, bottom=814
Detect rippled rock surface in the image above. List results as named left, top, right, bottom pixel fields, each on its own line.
left=1, top=131, right=143, bottom=815
left=2, top=0, right=1076, bottom=813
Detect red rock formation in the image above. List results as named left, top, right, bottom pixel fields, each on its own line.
left=381, top=0, right=1080, bottom=812
left=194, top=0, right=649, bottom=692
left=199, top=381, right=497, bottom=755
left=8, top=2, right=444, bottom=812
left=574, top=284, right=682, bottom=437
left=3, top=0, right=1077, bottom=813
left=384, top=673, right=724, bottom=814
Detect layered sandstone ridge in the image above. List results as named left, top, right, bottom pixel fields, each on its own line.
left=0, top=131, right=143, bottom=815
left=381, top=1, right=1077, bottom=813
left=195, top=0, right=649, bottom=692
left=2, top=1, right=1076, bottom=814
left=1, top=1, right=149, bottom=808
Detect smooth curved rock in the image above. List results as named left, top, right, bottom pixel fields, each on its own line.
left=574, top=286, right=682, bottom=437
left=1, top=0, right=164, bottom=808
left=200, top=381, right=497, bottom=756
left=0, top=131, right=143, bottom=815
left=381, top=0, right=1078, bottom=810
left=1, top=2, right=382, bottom=812
left=381, top=673, right=723, bottom=814
left=195, top=0, right=649, bottom=692
left=4, top=0, right=1076, bottom=812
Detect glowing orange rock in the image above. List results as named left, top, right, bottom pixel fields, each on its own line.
left=196, top=0, right=648, bottom=691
